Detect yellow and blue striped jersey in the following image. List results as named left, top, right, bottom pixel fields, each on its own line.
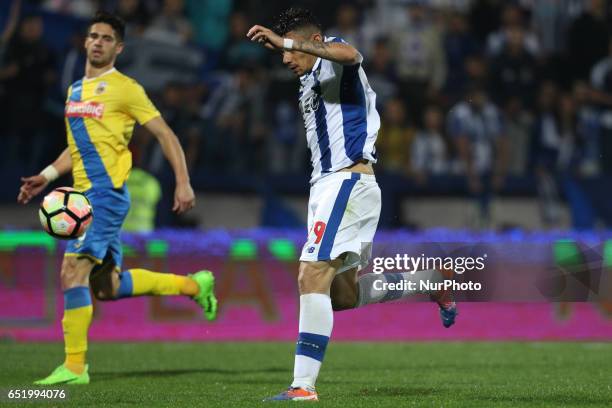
left=65, top=68, right=160, bottom=191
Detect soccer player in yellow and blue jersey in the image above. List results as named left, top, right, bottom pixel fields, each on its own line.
left=17, top=12, right=217, bottom=385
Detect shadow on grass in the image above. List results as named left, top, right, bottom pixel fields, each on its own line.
left=359, top=387, right=436, bottom=397
left=358, top=387, right=612, bottom=406
left=472, top=394, right=612, bottom=406
left=94, top=367, right=287, bottom=381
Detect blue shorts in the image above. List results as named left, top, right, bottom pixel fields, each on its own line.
left=65, top=186, right=130, bottom=268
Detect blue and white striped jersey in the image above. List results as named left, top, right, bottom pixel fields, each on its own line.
left=298, top=37, right=380, bottom=184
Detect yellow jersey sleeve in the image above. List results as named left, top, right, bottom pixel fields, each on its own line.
left=123, top=80, right=160, bottom=125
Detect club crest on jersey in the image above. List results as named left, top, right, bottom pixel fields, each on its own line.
left=300, top=94, right=320, bottom=115
left=94, top=81, right=107, bottom=95
left=65, top=101, right=105, bottom=119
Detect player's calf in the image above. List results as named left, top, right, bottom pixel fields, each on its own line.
left=330, top=292, right=357, bottom=311
left=39, top=255, right=96, bottom=383
left=288, top=261, right=339, bottom=394
left=355, top=269, right=459, bottom=327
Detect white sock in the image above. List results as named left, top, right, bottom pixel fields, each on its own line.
left=357, top=270, right=443, bottom=306
left=291, top=293, right=333, bottom=390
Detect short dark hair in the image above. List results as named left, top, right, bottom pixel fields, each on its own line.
left=88, top=11, right=125, bottom=41
left=272, top=7, right=321, bottom=37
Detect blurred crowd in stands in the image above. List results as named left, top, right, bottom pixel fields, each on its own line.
left=1, top=0, right=612, bottom=229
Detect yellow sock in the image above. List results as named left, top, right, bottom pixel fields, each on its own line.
left=127, top=268, right=199, bottom=297
left=62, top=286, right=93, bottom=375
left=64, top=352, right=86, bottom=375
left=177, top=275, right=200, bottom=296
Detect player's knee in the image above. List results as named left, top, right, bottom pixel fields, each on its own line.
left=298, top=261, right=335, bottom=294
left=60, top=257, right=91, bottom=289
left=297, top=263, right=315, bottom=293
left=60, top=257, right=78, bottom=285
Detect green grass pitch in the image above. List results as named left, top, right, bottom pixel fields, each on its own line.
left=0, top=342, right=610, bottom=407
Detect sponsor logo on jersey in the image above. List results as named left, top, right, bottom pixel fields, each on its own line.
left=94, top=81, right=107, bottom=95
left=65, top=101, right=105, bottom=119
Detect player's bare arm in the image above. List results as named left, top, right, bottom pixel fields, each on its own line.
left=143, top=116, right=195, bottom=214
left=246, top=25, right=361, bottom=65
left=291, top=39, right=361, bottom=65
left=17, top=148, right=72, bottom=204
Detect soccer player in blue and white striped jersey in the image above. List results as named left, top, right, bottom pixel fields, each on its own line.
left=248, top=7, right=457, bottom=402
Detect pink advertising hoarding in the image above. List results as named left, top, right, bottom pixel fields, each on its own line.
left=1, top=230, right=611, bottom=341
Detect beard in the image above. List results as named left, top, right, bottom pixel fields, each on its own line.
left=87, top=52, right=113, bottom=68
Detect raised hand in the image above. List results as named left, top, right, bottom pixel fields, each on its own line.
left=17, top=175, right=49, bottom=204
left=247, top=25, right=284, bottom=50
